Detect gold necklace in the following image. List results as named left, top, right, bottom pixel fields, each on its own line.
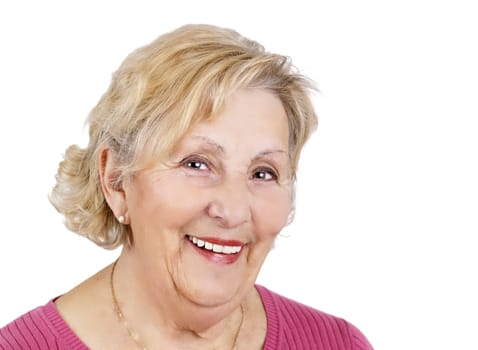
left=110, top=259, right=245, bottom=350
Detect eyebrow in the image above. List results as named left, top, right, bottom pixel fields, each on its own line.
left=191, top=135, right=225, bottom=154
left=255, top=149, right=287, bottom=157
left=190, top=134, right=288, bottom=160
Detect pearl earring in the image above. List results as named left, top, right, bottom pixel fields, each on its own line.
left=118, top=215, right=125, bottom=224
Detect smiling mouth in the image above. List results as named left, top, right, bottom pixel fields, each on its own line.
left=187, top=235, right=243, bottom=255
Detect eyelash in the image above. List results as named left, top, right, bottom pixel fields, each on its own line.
left=182, top=157, right=210, bottom=171
left=181, top=156, right=279, bottom=182
left=252, top=168, right=278, bottom=182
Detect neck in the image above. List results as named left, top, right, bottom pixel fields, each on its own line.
left=110, top=252, right=248, bottom=348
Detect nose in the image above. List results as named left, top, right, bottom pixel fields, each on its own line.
left=206, top=176, right=252, bottom=228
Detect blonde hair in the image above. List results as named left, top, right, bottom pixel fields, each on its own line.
left=50, top=24, right=318, bottom=248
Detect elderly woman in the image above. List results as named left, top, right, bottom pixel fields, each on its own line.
left=0, top=24, right=373, bottom=349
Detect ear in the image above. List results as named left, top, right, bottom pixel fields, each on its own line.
left=99, top=147, right=129, bottom=224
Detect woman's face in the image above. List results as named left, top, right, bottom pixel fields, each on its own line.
left=123, top=88, right=292, bottom=307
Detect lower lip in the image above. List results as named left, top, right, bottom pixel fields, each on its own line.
left=187, top=239, right=244, bottom=265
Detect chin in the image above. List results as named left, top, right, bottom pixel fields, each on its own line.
left=175, top=255, right=250, bottom=308
left=170, top=237, right=262, bottom=308
left=179, top=278, right=245, bottom=308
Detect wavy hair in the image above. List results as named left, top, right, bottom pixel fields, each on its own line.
left=49, top=24, right=318, bottom=248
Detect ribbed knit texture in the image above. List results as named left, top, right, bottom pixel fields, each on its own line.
left=1, top=286, right=373, bottom=349
left=0, top=300, right=87, bottom=350
left=256, top=285, right=373, bottom=350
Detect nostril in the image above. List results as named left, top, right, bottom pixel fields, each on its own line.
left=206, top=179, right=252, bottom=228
left=206, top=199, right=251, bottom=228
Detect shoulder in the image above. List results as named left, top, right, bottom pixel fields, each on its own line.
left=0, top=300, right=87, bottom=350
left=0, top=301, right=58, bottom=349
left=256, top=285, right=373, bottom=350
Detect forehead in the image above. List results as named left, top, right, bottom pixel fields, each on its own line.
left=183, top=88, right=289, bottom=151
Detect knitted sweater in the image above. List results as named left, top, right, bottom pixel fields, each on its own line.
left=0, top=285, right=373, bottom=349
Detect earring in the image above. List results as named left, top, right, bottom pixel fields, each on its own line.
left=118, top=215, right=125, bottom=224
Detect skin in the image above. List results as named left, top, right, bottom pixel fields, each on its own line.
left=56, top=88, right=292, bottom=349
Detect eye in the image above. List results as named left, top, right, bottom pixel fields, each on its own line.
left=184, top=159, right=209, bottom=171
left=252, top=168, right=278, bottom=181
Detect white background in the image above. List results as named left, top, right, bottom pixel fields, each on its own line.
left=1, top=1, right=477, bottom=349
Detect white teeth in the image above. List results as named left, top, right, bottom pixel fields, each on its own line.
left=223, top=246, right=234, bottom=254
left=212, top=244, right=223, bottom=253
left=223, top=246, right=242, bottom=254
left=188, top=235, right=242, bottom=255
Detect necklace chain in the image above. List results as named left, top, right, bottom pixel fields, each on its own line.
left=110, top=259, right=245, bottom=350
left=110, top=259, right=147, bottom=350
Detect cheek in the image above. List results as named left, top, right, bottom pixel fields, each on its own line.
left=253, top=189, right=292, bottom=237
left=127, top=177, right=209, bottom=237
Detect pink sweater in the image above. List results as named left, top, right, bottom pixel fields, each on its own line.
left=0, top=285, right=373, bottom=349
